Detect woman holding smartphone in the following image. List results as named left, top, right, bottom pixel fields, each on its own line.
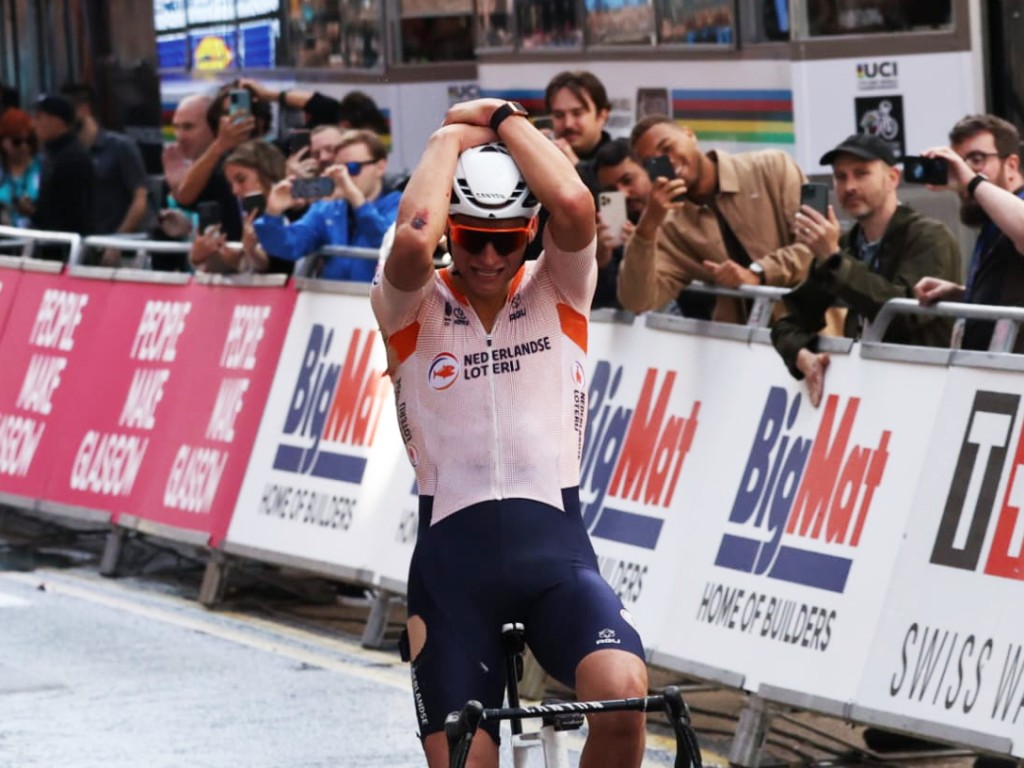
left=189, top=139, right=292, bottom=274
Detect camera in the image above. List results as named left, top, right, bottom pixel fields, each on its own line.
left=903, top=156, right=948, bottom=186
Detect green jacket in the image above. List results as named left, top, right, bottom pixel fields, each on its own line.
left=771, top=204, right=961, bottom=379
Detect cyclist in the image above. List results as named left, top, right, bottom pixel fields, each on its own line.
left=370, top=98, right=648, bottom=768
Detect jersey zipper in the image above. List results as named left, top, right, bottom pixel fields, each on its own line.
left=485, top=332, right=503, bottom=499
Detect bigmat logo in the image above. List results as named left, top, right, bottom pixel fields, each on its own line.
left=580, top=361, right=700, bottom=550
left=931, top=391, right=1024, bottom=581
left=274, top=325, right=389, bottom=483
left=715, top=387, right=891, bottom=593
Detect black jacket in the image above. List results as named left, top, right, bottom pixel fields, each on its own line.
left=772, top=204, right=961, bottom=378
left=35, top=129, right=95, bottom=238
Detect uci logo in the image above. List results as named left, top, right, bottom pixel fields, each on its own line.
left=857, top=61, right=898, bottom=79
left=428, top=353, right=459, bottom=391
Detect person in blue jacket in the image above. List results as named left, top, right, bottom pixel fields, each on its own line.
left=255, top=129, right=401, bottom=280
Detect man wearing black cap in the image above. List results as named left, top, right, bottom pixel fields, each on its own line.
left=32, top=94, right=95, bottom=248
left=771, top=133, right=961, bottom=406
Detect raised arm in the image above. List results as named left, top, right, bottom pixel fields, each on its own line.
left=384, top=123, right=494, bottom=291
left=445, top=99, right=595, bottom=252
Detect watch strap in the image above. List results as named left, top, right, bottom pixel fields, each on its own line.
left=490, top=101, right=528, bottom=134
left=967, top=174, right=988, bottom=199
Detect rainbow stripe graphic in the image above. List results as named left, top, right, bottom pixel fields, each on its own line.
left=671, top=89, right=793, bottom=144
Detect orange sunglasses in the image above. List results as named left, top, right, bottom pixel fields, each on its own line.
left=448, top=219, right=533, bottom=256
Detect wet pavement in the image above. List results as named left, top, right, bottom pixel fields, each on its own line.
left=0, top=511, right=997, bottom=768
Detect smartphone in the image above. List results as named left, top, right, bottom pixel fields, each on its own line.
left=287, top=129, right=311, bottom=156
left=291, top=176, right=335, bottom=200
left=903, top=155, right=948, bottom=186
left=197, top=200, right=222, bottom=233
left=643, top=155, right=686, bottom=202
left=598, top=190, right=629, bottom=244
left=241, top=192, right=266, bottom=217
left=800, top=183, right=830, bottom=217
left=228, top=88, right=251, bottom=121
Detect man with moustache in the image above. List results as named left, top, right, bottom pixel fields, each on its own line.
left=771, top=133, right=960, bottom=407
left=914, top=114, right=1024, bottom=353
left=618, top=114, right=813, bottom=323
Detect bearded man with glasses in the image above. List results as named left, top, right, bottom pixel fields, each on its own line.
left=914, top=114, right=1024, bottom=352
left=255, top=128, right=400, bottom=281
left=371, top=99, right=649, bottom=768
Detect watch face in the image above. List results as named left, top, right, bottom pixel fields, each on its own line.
left=509, top=101, right=528, bottom=116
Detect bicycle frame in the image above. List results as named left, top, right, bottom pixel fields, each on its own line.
left=444, top=686, right=703, bottom=768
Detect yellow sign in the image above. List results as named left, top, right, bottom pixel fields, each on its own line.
left=194, top=36, right=233, bottom=71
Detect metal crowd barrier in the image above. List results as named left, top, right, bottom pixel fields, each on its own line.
left=0, top=225, right=82, bottom=264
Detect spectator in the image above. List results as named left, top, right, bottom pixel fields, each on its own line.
left=31, top=94, right=95, bottom=246
left=62, top=83, right=152, bottom=265
left=914, top=114, right=1024, bottom=353
left=544, top=69, right=613, bottom=185
left=0, top=108, right=41, bottom=228
left=309, top=124, right=346, bottom=174
left=255, top=129, right=400, bottom=281
left=591, top=138, right=650, bottom=309
left=528, top=70, right=613, bottom=261
left=592, top=137, right=716, bottom=319
left=618, top=115, right=812, bottom=323
left=771, top=133, right=961, bottom=406
left=190, top=140, right=291, bottom=276
left=168, top=88, right=257, bottom=241
left=239, top=78, right=389, bottom=133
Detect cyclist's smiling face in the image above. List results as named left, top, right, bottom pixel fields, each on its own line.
left=448, top=215, right=534, bottom=304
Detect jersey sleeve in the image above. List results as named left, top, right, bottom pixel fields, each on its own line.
left=369, top=270, right=431, bottom=336
left=535, top=226, right=598, bottom=312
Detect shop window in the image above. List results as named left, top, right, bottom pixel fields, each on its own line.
left=585, top=0, right=656, bottom=47
left=516, top=0, right=584, bottom=50
left=285, top=0, right=383, bottom=69
left=476, top=0, right=516, bottom=50
left=805, top=0, right=952, bottom=37
left=656, top=0, right=735, bottom=45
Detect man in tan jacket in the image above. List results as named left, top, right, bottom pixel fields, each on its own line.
left=617, top=115, right=813, bottom=323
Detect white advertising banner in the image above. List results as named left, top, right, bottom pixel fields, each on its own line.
left=652, top=341, right=943, bottom=701
left=583, top=315, right=706, bottom=653
left=856, top=367, right=1024, bottom=756
left=225, top=290, right=400, bottom=581
left=792, top=51, right=981, bottom=174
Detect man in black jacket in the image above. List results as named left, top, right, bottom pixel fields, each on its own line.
left=771, top=133, right=961, bottom=406
left=31, top=94, right=95, bottom=259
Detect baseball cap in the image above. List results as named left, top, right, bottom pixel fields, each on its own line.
left=819, top=133, right=897, bottom=166
left=34, top=94, right=75, bottom=124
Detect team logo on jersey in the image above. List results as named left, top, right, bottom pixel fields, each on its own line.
left=596, top=628, right=621, bottom=645
left=443, top=301, right=469, bottom=327
left=428, top=353, right=460, bottom=391
left=571, top=361, right=586, bottom=388
left=508, top=294, right=526, bottom=322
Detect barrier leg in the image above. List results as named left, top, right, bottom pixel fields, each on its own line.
left=198, top=550, right=230, bottom=607
left=728, top=695, right=773, bottom=767
left=361, top=589, right=394, bottom=649
left=99, top=527, right=127, bottom=577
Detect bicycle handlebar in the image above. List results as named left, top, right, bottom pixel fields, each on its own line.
left=445, top=686, right=702, bottom=768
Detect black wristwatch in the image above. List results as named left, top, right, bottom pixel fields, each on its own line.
left=490, top=101, right=529, bottom=134
left=967, top=173, right=988, bottom=199
left=749, top=261, right=766, bottom=285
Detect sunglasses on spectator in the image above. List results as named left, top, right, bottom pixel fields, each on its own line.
left=345, top=159, right=376, bottom=176
left=448, top=219, right=533, bottom=256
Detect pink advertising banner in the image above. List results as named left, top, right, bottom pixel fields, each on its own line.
left=38, top=277, right=296, bottom=544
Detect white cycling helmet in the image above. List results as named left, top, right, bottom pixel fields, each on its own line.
left=450, top=142, right=540, bottom=220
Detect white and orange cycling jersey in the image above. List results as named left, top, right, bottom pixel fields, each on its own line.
left=370, top=231, right=597, bottom=526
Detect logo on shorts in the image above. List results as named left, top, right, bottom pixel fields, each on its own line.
left=596, top=628, right=621, bottom=646
left=571, top=360, right=586, bottom=388
left=428, top=353, right=459, bottom=391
